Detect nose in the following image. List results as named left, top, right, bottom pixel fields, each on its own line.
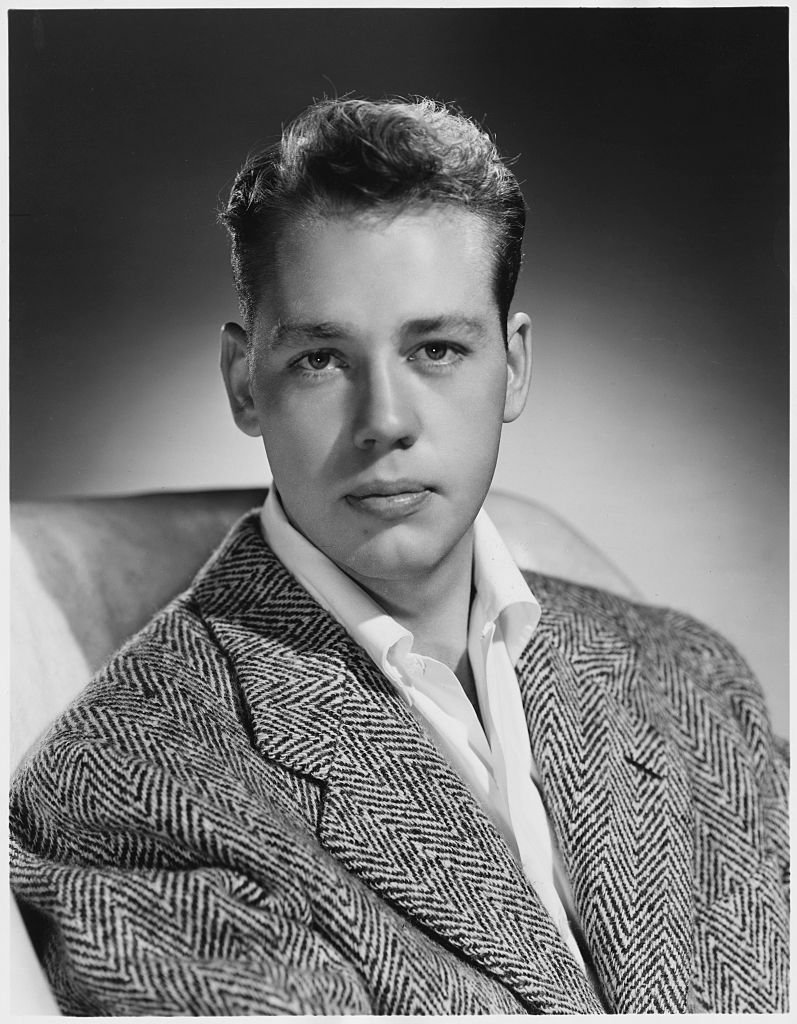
left=351, top=362, right=419, bottom=450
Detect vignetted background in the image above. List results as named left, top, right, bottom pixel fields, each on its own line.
left=10, top=8, right=788, bottom=726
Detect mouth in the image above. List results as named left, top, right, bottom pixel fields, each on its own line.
left=345, top=479, right=433, bottom=520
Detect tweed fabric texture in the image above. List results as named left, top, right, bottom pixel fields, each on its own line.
left=10, top=513, right=789, bottom=1014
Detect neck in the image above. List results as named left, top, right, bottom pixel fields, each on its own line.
left=350, top=529, right=475, bottom=677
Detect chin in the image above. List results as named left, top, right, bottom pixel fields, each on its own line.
left=336, top=531, right=462, bottom=584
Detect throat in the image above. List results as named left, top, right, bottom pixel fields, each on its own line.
left=345, top=527, right=484, bottom=722
left=454, top=648, right=483, bottom=727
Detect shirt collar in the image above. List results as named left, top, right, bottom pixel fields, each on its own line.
left=260, top=486, right=540, bottom=677
left=471, top=507, right=541, bottom=665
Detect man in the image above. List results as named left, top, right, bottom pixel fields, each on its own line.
left=10, top=98, right=788, bottom=1014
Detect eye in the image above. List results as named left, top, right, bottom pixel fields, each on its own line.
left=304, top=351, right=333, bottom=370
left=291, top=349, right=346, bottom=376
left=421, top=343, right=449, bottom=361
left=408, top=342, right=464, bottom=368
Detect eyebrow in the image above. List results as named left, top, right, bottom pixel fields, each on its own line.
left=270, top=320, right=349, bottom=348
left=403, top=315, right=488, bottom=338
left=270, top=314, right=488, bottom=348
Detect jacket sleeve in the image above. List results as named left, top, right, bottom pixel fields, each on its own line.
left=11, top=853, right=373, bottom=1015
left=10, top=710, right=374, bottom=1015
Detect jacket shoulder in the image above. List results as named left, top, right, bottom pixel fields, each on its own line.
left=525, top=569, right=757, bottom=687
left=73, top=591, right=244, bottom=728
left=523, top=570, right=786, bottom=777
left=12, top=589, right=242, bottom=775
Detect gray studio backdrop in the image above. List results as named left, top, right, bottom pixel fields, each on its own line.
left=10, top=9, right=788, bottom=727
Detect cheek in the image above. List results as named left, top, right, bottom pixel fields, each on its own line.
left=445, top=367, right=506, bottom=449
left=254, top=375, right=335, bottom=464
left=257, top=401, right=323, bottom=487
left=450, top=421, right=503, bottom=486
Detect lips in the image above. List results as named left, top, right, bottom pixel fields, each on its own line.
left=345, top=479, right=433, bottom=520
left=347, top=478, right=429, bottom=499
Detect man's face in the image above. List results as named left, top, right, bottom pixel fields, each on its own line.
left=223, top=207, right=531, bottom=589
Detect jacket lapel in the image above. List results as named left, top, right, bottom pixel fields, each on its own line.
left=194, top=515, right=602, bottom=1014
left=518, top=581, right=694, bottom=1013
left=318, top=642, right=603, bottom=1014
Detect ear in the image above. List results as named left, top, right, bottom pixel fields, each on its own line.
left=220, top=322, right=262, bottom=437
left=503, top=312, right=532, bottom=423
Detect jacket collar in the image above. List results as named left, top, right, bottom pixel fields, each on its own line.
left=194, top=513, right=691, bottom=1013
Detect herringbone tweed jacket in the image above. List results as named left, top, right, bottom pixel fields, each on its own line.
left=10, top=513, right=789, bottom=1015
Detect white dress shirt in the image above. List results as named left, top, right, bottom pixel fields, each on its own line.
left=260, top=487, right=587, bottom=972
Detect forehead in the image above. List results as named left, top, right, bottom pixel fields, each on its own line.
left=254, top=206, right=499, bottom=335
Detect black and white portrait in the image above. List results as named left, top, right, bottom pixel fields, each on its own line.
left=9, top=6, right=788, bottom=1015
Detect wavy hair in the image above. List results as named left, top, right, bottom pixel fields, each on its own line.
left=219, top=97, right=526, bottom=332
